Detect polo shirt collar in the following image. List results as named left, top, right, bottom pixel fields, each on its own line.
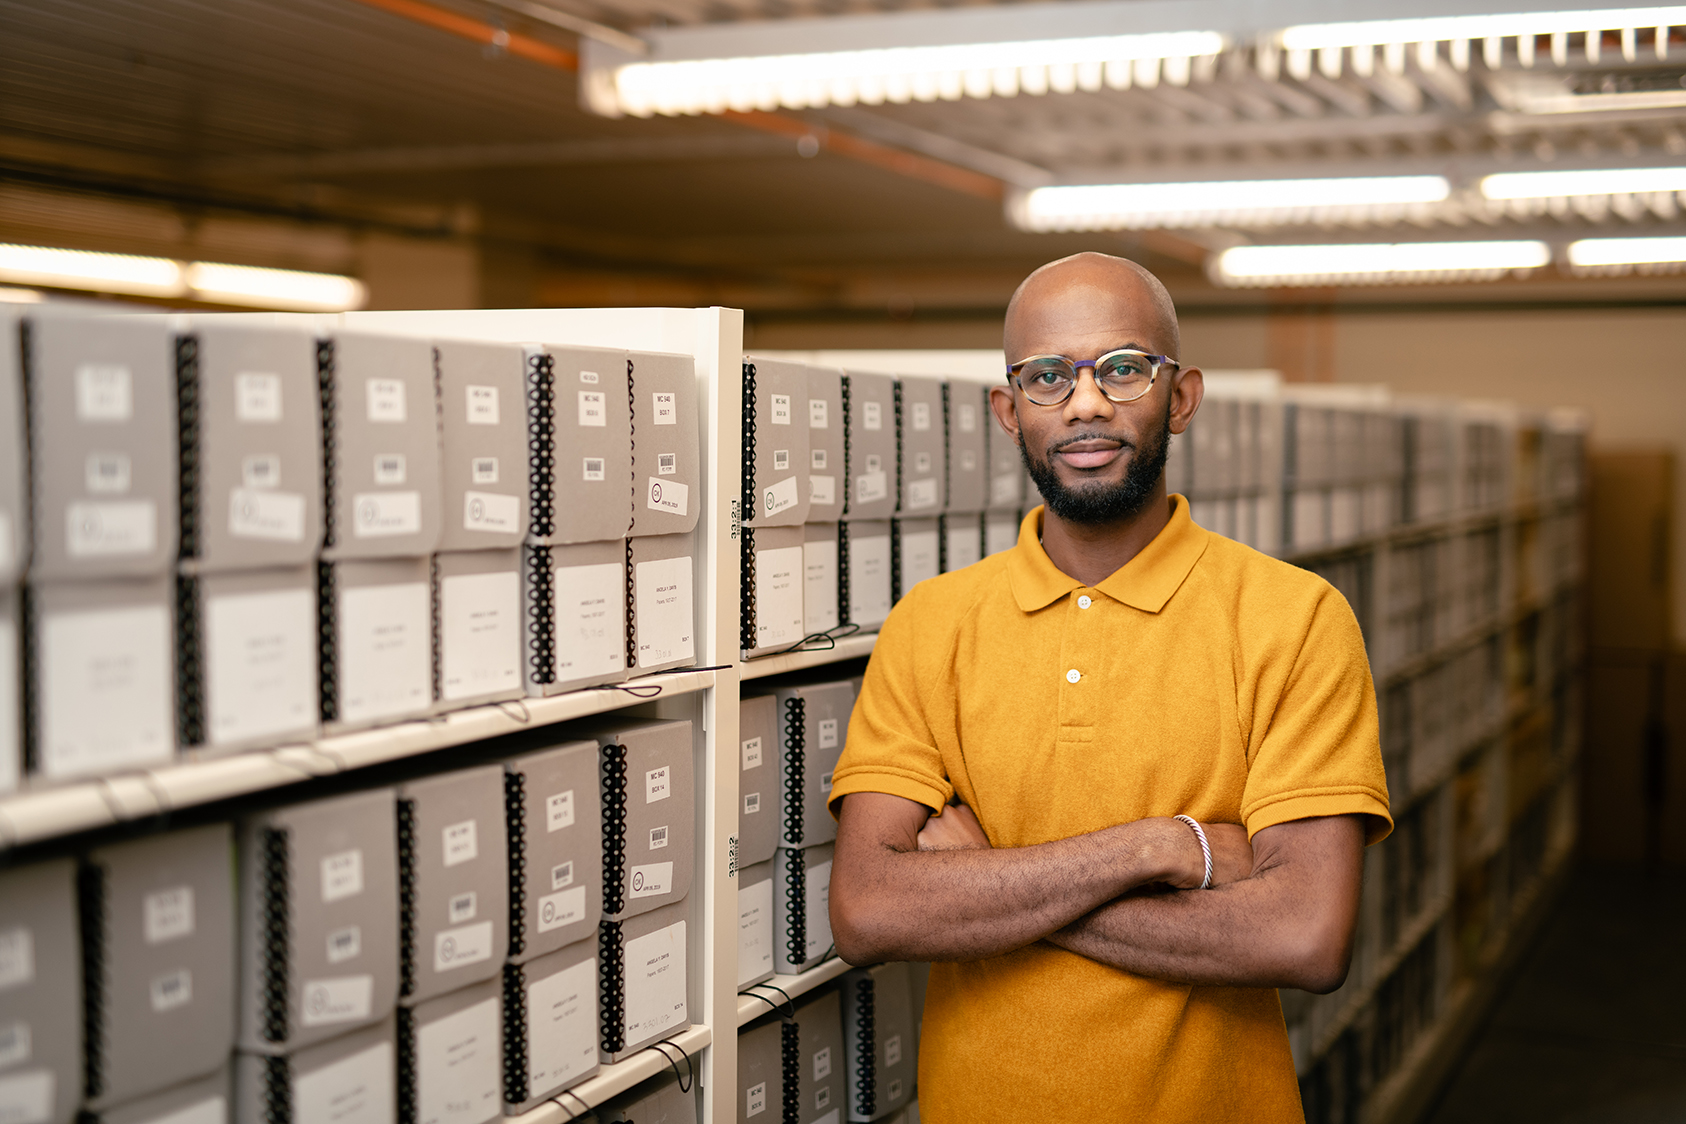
left=1006, top=495, right=1209, bottom=614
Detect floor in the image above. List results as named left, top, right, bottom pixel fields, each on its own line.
left=1425, top=864, right=1686, bottom=1124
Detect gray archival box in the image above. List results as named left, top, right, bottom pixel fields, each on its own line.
left=433, top=547, right=525, bottom=710
left=583, top=717, right=695, bottom=921
left=597, top=898, right=691, bottom=1064
left=501, top=739, right=604, bottom=963
left=793, top=988, right=845, bottom=1124
left=233, top=1013, right=395, bottom=1124
left=502, top=935, right=599, bottom=1113
left=773, top=680, right=856, bottom=849
left=399, top=975, right=503, bottom=1124
left=321, top=555, right=433, bottom=732
left=841, top=520, right=892, bottom=631
left=629, top=532, right=697, bottom=675
left=742, top=357, right=811, bottom=528
left=802, top=522, right=840, bottom=638
left=81, top=1064, right=228, bottom=1124
left=600, top=1070, right=696, bottom=1124
left=528, top=344, right=633, bottom=546
left=897, top=376, right=946, bottom=518
left=434, top=339, right=530, bottom=553
left=0, top=307, right=29, bottom=582
left=522, top=539, right=630, bottom=696
left=842, top=962, right=918, bottom=1122
left=736, top=857, right=775, bottom=990
left=946, top=381, right=990, bottom=515
left=743, top=524, right=804, bottom=659
left=628, top=349, right=701, bottom=540
left=736, top=694, right=780, bottom=868
left=773, top=843, right=834, bottom=976
left=804, top=366, right=845, bottom=524
left=842, top=371, right=896, bottom=523
left=737, top=1019, right=783, bottom=1124
left=0, top=859, right=81, bottom=1124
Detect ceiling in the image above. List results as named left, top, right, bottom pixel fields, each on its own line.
left=5, top=0, right=1686, bottom=337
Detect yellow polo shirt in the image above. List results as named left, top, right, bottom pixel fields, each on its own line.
left=829, top=498, right=1391, bottom=1123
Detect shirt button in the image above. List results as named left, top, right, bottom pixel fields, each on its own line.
left=1066, top=669, right=1081, bottom=684
left=1078, top=595, right=1093, bottom=609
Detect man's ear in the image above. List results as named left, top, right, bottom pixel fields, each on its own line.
left=988, top=384, right=1021, bottom=447
left=1168, top=366, right=1204, bottom=437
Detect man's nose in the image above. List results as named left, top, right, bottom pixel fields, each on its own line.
left=1064, top=365, right=1115, bottom=422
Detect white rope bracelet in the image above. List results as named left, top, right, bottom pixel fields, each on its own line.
left=1174, top=814, right=1213, bottom=890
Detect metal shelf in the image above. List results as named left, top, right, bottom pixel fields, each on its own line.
left=0, top=668, right=718, bottom=850
left=505, top=1024, right=713, bottom=1123
left=736, top=956, right=855, bottom=1026
left=740, top=633, right=877, bottom=681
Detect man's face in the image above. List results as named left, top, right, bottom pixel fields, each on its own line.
left=993, top=274, right=1195, bottom=527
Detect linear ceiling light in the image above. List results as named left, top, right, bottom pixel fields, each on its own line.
left=1215, top=241, right=1552, bottom=286
left=0, top=243, right=184, bottom=298
left=609, top=30, right=1225, bottom=116
left=1280, top=6, right=1686, bottom=50
left=1014, top=175, right=1449, bottom=231
left=1482, top=166, right=1686, bottom=198
left=1567, top=234, right=1686, bottom=266
left=185, top=262, right=367, bottom=312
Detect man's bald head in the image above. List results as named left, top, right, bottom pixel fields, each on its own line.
left=1004, top=252, right=1181, bottom=362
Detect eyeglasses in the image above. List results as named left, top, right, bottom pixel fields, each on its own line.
left=1007, top=348, right=1179, bottom=407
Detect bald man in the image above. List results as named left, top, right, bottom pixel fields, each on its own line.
left=827, top=253, right=1392, bottom=1121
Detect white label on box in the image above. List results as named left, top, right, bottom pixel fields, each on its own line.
left=237, top=372, right=283, bottom=422
left=553, top=562, right=624, bottom=679
left=744, top=792, right=760, bottom=814
left=338, top=581, right=430, bottom=723
left=809, top=475, right=836, bottom=506
left=622, top=920, right=687, bottom=1042
left=762, top=476, right=799, bottom=518
left=742, top=737, right=763, bottom=770
left=204, top=579, right=316, bottom=748
left=66, top=500, right=156, bottom=557
left=820, top=772, right=833, bottom=793
left=651, top=392, right=677, bottom=425
left=0, top=1022, right=29, bottom=1068
left=803, top=539, right=839, bottom=634
left=647, top=477, right=688, bottom=517
left=911, top=401, right=931, bottom=431
left=737, top=876, right=772, bottom=986
left=629, top=861, right=672, bottom=899
left=550, top=862, right=573, bottom=889
left=849, top=534, right=892, bottom=623
left=0, top=1069, right=53, bottom=1124
left=300, top=975, right=373, bottom=1027
left=366, top=379, right=406, bottom=422
left=294, top=1040, right=391, bottom=1124
left=465, top=385, right=499, bottom=425
left=747, top=1082, right=767, bottom=1117
left=770, top=395, right=791, bottom=424
left=634, top=555, right=693, bottom=667
left=804, top=861, right=833, bottom=960
left=373, top=454, right=406, bottom=485
left=416, top=996, right=500, bottom=1124
left=773, top=450, right=790, bottom=471
left=434, top=921, right=494, bottom=973
left=582, top=458, right=605, bottom=482
left=862, top=401, right=882, bottom=430
left=816, top=1087, right=830, bottom=1110
left=958, top=403, right=978, bottom=432
left=441, top=570, right=520, bottom=701
left=547, top=790, right=575, bottom=832
left=578, top=391, right=606, bottom=427
left=818, top=719, right=839, bottom=750
left=646, top=765, right=671, bottom=803
left=228, top=488, right=306, bottom=542
left=855, top=472, right=888, bottom=505
left=536, top=885, right=586, bottom=933
left=327, top=925, right=361, bottom=964
left=578, top=369, right=598, bottom=384
left=991, top=474, right=1020, bottom=506
left=906, top=478, right=939, bottom=510
left=77, top=363, right=131, bottom=421
left=470, top=458, right=498, bottom=484
left=0, top=930, right=33, bottom=990
left=754, top=545, right=804, bottom=649
left=813, top=1046, right=831, bottom=1080
left=657, top=453, right=677, bottom=476
left=887, top=1079, right=903, bottom=1102
left=649, top=825, right=668, bottom=850
left=903, top=529, right=940, bottom=588
left=39, top=603, right=171, bottom=778
left=147, top=1096, right=225, bottom=1124
left=865, top=454, right=883, bottom=474
left=811, top=449, right=827, bottom=469
left=886, top=1035, right=902, bottom=1066
left=85, top=451, right=130, bottom=494
left=241, top=454, right=282, bottom=489
left=526, top=957, right=597, bottom=1092
left=809, top=398, right=829, bottom=428
left=960, top=450, right=977, bottom=472
left=322, top=850, right=364, bottom=902
left=449, top=892, right=476, bottom=923
left=351, top=492, right=422, bottom=538
left=144, top=886, right=194, bottom=944
left=443, top=820, right=478, bottom=867
left=150, top=968, right=192, bottom=1012
left=914, top=452, right=932, bottom=474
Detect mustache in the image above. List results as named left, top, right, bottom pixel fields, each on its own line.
left=1045, top=432, right=1134, bottom=455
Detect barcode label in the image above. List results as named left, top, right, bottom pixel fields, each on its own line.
left=649, top=826, right=669, bottom=850
left=449, top=892, right=477, bottom=923
left=744, top=792, right=760, bottom=814
left=551, top=861, right=574, bottom=890
left=583, top=458, right=605, bottom=481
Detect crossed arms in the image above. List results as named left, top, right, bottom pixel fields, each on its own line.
left=828, top=793, right=1366, bottom=993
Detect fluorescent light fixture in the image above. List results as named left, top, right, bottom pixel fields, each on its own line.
left=1485, top=166, right=1686, bottom=199
left=1567, top=234, right=1686, bottom=265
left=0, top=243, right=184, bottom=298
left=185, top=262, right=366, bottom=312
left=1015, top=175, right=1449, bottom=231
left=1280, top=6, right=1686, bottom=50
left=609, top=30, right=1225, bottom=115
left=1215, top=241, right=1552, bottom=286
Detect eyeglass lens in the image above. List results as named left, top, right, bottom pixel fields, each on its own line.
left=1017, top=352, right=1157, bottom=405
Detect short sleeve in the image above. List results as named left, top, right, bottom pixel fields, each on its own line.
left=1241, top=587, right=1393, bottom=844
left=827, top=589, right=955, bottom=819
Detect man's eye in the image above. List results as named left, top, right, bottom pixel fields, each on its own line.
left=1029, top=369, right=1066, bottom=386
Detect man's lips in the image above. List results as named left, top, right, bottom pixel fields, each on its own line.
left=1052, top=439, right=1126, bottom=470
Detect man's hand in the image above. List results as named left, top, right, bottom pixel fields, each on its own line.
left=917, top=802, right=990, bottom=851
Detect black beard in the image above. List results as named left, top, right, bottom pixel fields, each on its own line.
left=1019, top=402, right=1172, bottom=526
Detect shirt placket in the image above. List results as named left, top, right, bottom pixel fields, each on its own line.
left=1055, top=589, right=1098, bottom=745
